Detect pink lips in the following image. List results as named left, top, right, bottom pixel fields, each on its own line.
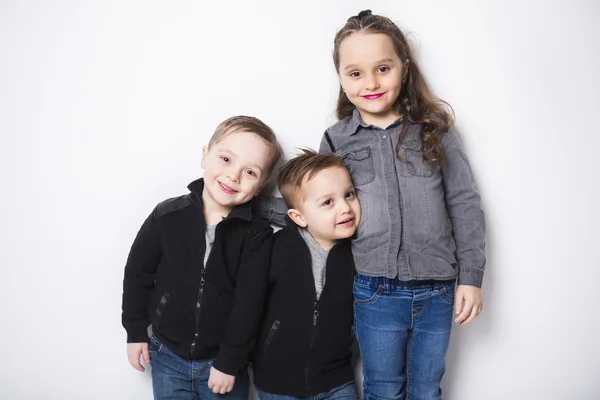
left=337, top=217, right=355, bottom=228
left=218, top=181, right=237, bottom=195
left=362, top=93, right=384, bottom=100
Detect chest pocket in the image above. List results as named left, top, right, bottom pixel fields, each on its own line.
left=341, top=146, right=376, bottom=186
left=401, top=139, right=436, bottom=178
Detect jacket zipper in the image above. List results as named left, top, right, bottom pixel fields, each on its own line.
left=302, top=242, right=337, bottom=394
left=303, top=299, right=319, bottom=394
left=190, top=223, right=219, bottom=358
left=290, top=227, right=339, bottom=395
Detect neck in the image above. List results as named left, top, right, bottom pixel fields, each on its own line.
left=201, top=187, right=232, bottom=225
left=305, top=229, right=336, bottom=251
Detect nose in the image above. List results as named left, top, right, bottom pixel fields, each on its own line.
left=227, top=167, right=242, bottom=183
left=365, top=73, right=379, bottom=91
left=339, top=199, right=352, bottom=214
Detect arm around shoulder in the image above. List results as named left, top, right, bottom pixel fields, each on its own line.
left=253, top=195, right=288, bottom=227
left=212, top=225, right=273, bottom=375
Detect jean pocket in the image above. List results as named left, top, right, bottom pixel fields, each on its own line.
left=148, top=335, right=164, bottom=356
left=354, top=283, right=384, bottom=305
left=441, top=283, right=456, bottom=301
left=341, top=146, right=376, bottom=186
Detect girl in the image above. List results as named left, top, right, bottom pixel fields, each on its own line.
left=324, top=10, right=485, bottom=399
left=259, top=9, right=485, bottom=400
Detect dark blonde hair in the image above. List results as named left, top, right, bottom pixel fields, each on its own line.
left=209, top=116, right=283, bottom=175
left=278, top=149, right=348, bottom=209
left=333, top=10, right=454, bottom=168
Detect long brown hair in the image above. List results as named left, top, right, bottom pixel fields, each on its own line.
left=333, top=10, right=454, bottom=167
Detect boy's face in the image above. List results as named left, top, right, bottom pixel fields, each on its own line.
left=288, top=166, right=361, bottom=250
left=201, top=131, right=272, bottom=215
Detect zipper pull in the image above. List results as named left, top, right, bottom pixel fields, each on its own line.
left=313, top=301, right=319, bottom=326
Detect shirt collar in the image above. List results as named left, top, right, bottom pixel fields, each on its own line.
left=347, top=108, right=404, bottom=135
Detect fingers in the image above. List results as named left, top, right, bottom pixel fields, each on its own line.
left=128, top=354, right=145, bottom=372
left=208, top=383, right=233, bottom=394
left=454, top=299, right=472, bottom=324
left=454, top=285, right=483, bottom=326
left=142, top=344, right=150, bottom=364
left=454, top=293, right=463, bottom=316
left=214, top=385, right=232, bottom=394
left=208, top=367, right=235, bottom=394
left=127, top=343, right=148, bottom=372
left=460, top=303, right=482, bottom=326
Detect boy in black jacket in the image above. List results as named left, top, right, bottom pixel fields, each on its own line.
left=253, top=149, right=361, bottom=399
left=122, top=116, right=282, bottom=399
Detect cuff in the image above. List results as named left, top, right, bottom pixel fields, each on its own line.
left=457, top=267, right=484, bottom=288
left=212, top=345, right=246, bottom=376
left=125, top=326, right=150, bottom=343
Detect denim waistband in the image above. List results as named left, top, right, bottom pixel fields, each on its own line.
left=354, top=272, right=456, bottom=291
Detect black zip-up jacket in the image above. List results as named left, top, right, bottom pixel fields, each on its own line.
left=252, top=222, right=355, bottom=396
left=121, top=178, right=272, bottom=375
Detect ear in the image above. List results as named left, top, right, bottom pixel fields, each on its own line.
left=201, top=146, right=208, bottom=169
left=287, top=208, right=307, bottom=228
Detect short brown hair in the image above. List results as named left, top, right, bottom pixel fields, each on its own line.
left=209, top=116, right=283, bottom=175
left=278, top=149, right=348, bottom=209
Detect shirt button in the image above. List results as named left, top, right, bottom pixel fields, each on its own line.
left=382, top=135, right=387, bottom=139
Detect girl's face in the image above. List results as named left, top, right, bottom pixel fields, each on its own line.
left=338, top=32, right=408, bottom=128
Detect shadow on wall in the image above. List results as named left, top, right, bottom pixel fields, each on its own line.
left=441, top=147, right=495, bottom=398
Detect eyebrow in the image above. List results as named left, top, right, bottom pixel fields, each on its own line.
left=217, top=149, right=264, bottom=173
left=343, top=58, right=395, bottom=72
left=315, top=185, right=355, bottom=203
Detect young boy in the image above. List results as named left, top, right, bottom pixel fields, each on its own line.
left=121, top=116, right=282, bottom=399
left=252, top=149, right=361, bottom=399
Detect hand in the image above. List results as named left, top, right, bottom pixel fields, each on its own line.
left=208, top=366, right=236, bottom=394
left=127, top=342, right=150, bottom=372
left=454, top=285, right=483, bottom=326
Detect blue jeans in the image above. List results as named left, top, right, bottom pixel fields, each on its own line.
left=256, top=381, right=357, bottom=400
left=148, top=335, right=250, bottom=400
left=353, top=274, right=455, bottom=400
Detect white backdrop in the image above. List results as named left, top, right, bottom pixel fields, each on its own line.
left=1, top=1, right=599, bottom=399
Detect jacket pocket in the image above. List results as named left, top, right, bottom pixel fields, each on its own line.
left=341, top=146, right=376, bottom=186
left=262, top=320, right=280, bottom=354
left=402, top=139, right=436, bottom=178
left=152, top=292, right=170, bottom=328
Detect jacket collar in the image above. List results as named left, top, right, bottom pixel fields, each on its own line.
left=187, top=178, right=253, bottom=222
left=283, top=216, right=350, bottom=252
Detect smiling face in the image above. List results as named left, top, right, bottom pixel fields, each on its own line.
left=338, top=32, right=409, bottom=128
left=288, top=166, right=361, bottom=250
left=201, top=131, right=272, bottom=217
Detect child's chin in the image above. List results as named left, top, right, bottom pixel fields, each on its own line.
left=337, top=230, right=356, bottom=239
